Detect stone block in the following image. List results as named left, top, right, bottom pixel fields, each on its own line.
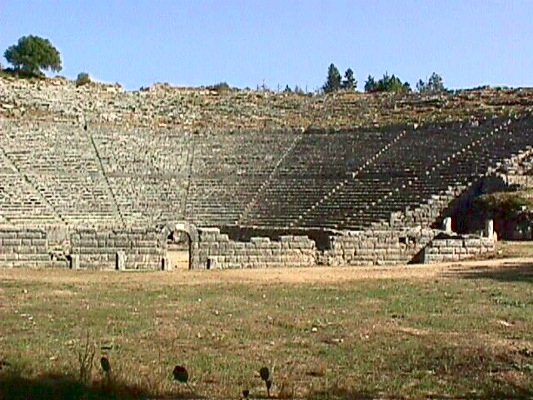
left=280, top=235, right=294, bottom=242
left=251, top=237, right=270, bottom=245
left=0, top=232, right=18, bottom=239
left=113, top=239, right=131, bottom=247
left=22, top=231, right=45, bottom=239
left=21, top=246, right=40, bottom=254
left=426, top=254, right=445, bottom=263
left=116, top=251, right=126, bottom=271
left=70, top=254, right=80, bottom=270
left=433, top=240, right=446, bottom=248
left=31, top=239, right=47, bottom=247
left=79, top=239, right=97, bottom=248
left=464, top=239, right=482, bottom=247
left=233, top=242, right=246, bottom=250
left=2, top=239, right=21, bottom=246
left=136, top=240, right=158, bottom=247
left=79, top=247, right=100, bottom=254
left=440, top=239, right=454, bottom=247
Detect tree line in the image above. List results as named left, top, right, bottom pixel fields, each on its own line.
left=322, top=63, right=446, bottom=94
left=1, top=35, right=447, bottom=95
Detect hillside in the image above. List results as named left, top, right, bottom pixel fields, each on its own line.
left=1, top=76, right=533, bottom=131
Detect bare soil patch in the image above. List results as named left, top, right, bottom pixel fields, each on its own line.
left=0, top=256, right=531, bottom=287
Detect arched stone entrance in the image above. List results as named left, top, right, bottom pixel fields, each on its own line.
left=160, top=221, right=200, bottom=270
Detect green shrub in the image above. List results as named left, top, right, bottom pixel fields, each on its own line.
left=208, top=82, right=232, bottom=94
left=75, top=72, right=91, bottom=87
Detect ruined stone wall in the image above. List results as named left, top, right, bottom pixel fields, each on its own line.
left=70, top=228, right=165, bottom=270
left=0, top=228, right=55, bottom=267
left=0, top=225, right=500, bottom=270
left=195, top=226, right=442, bottom=269
left=396, top=187, right=467, bottom=229
left=323, top=228, right=435, bottom=266
left=423, top=234, right=495, bottom=263
left=197, top=228, right=316, bottom=269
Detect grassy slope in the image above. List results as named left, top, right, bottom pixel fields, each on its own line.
left=0, top=263, right=532, bottom=399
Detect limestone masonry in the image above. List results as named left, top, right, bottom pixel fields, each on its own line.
left=0, top=77, right=532, bottom=269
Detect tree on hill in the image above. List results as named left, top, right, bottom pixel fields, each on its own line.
left=4, top=35, right=62, bottom=76
left=416, top=72, right=446, bottom=93
left=364, top=75, right=377, bottom=93
left=322, top=63, right=342, bottom=93
left=342, top=68, right=357, bottom=91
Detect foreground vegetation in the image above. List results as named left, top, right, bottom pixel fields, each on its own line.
left=0, top=257, right=532, bottom=399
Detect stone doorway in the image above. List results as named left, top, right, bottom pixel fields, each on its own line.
left=167, top=230, right=191, bottom=270
left=161, top=222, right=199, bottom=270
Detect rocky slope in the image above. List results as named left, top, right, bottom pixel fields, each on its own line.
left=1, top=75, right=533, bottom=132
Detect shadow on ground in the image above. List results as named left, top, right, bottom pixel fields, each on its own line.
left=306, top=385, right=533, bottom=400
left=1, top=372, right=532, bottom=400
left=445, top=261, right=533, bottom=283
left=0, top=371, right=201, bottom=400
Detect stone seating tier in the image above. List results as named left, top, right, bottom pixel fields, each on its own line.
left=1, top=116, right=532, bottom=230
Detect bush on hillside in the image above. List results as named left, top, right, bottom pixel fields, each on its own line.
left=75, top=72, right=91, bottom=87
left=208, top=82, right=232, bottom=94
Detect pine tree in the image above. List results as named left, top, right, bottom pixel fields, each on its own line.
left=416, top=79, right=426, bottom=93
left=342, top=68, right=357, bottom=90
left=417, top=73, right=445, bottom=93
left=427, top=72, right=445, bottom=93
left=364, top=75, right=377, bottom=93
left=322, top=63, right=342, bottom=93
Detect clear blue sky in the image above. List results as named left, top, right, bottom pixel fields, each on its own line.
left=1, top=1, right=532, bottom=91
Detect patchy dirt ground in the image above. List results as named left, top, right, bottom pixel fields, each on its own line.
left=0, top=252, right=532, bottom=399
left=1, top=256, right=531, bottom=287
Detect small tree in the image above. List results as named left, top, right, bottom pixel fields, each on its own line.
left=294, top=85, right=305, bottom=95
left=417, top=72, right=445, bottom=93
left=4, top=35, right=62, bottom=76
left=416, top=79, right=426, bottom=93
left=364, top=75, right=377, bottom=93
left=342, top=68, right=357, bottom=91
left=427, top=72, right=445, bottom=93
left=322, top=63, right=342, bottom=93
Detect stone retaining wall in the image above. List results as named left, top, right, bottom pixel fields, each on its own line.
left=70, top=228, right=166, bottom=270
left=0, top=224, right=498, bottom=270
left=197, top=228, right=316, bottom=269
left=196, top=226, right=438, bottom=268
left=324, top=228, right=435, bottom=266
left=423, top=233, right=495, bottom=263
left=0, top=228, right=54, bottom=267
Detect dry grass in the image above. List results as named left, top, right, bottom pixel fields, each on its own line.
left=0, top=257, right=532, bottom=399
left=498, top=241, right=533, bottom=258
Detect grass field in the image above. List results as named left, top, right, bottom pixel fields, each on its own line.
left=0, top=253, right=532, bottom=399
